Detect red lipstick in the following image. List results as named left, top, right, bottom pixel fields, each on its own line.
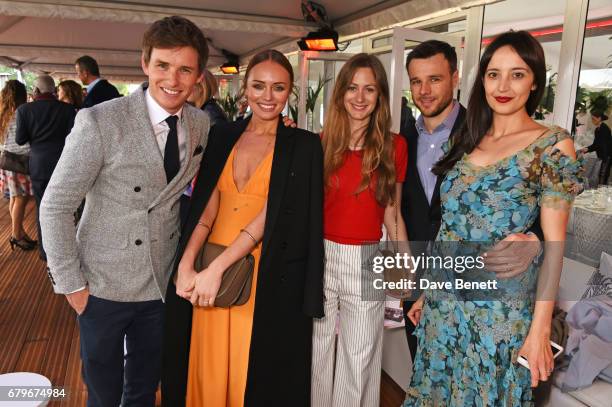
left=495, top=96, right=513, bottom=103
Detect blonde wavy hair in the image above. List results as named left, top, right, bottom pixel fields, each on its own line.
left=0, top=80, right=27, bottom=143
left=189, top=70, right=219, bottom=108
left=322, top=53, right=395, bottom=206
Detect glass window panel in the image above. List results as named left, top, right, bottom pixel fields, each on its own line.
left=575, top=0, right=612, bottom=145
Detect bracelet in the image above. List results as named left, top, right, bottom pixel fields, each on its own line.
left=240, top=228, right=257, bottom=245
left=197, top=221, right=211, bottom=231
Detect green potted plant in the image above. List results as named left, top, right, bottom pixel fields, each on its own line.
left=587, top=90, right=612, bottom=115
left=535, top=69, right=556, bottom=120
left=219, top=94, right=240, bottom=121
left=290, top=75, right=330, bottom=130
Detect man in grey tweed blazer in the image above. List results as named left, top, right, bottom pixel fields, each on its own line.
left=40, top=16, right=209, bottom=406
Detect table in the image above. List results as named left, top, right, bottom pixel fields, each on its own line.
left=581, top=154, right=601, bottom=189
left=0, top=372, right=51, bottom=406
left=567, top=188, right=612, bottom=266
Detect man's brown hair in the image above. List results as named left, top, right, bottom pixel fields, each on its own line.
left=142, top=16, right=209, bottom=72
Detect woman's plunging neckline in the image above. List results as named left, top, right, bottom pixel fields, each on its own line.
left=230, top=146, right=274, bottom=194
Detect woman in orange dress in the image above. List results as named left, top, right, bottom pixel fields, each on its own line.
left=162, top=49, right=324, bottom=407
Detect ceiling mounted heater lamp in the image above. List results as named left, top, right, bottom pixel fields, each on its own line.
left=220, top=50, right=240, bottom=74
left=297, top=29, right=339, bottom=51
left=220, top=61, right=239, bottom=74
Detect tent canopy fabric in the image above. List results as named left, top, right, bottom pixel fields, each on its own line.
left=0, top=0, right=492, bottom=82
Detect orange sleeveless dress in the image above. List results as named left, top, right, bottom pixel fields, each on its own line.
left=186, top=146, right=273, bottom=407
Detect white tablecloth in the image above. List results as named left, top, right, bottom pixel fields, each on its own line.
left=567, top=189, right=612, bottom=266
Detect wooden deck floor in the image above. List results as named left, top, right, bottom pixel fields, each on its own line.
left=0, top=198, right=405, bottom=406
left=0, top=198, right=86, bottom=406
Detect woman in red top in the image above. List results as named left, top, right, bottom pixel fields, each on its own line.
left=311, top=53, right=408, bottom=407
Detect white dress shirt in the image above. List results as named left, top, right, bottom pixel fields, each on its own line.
left=145, top=89, right=187, bottom=164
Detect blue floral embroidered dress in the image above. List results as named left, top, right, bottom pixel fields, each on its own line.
left=404, top=127, right=583, bottom=406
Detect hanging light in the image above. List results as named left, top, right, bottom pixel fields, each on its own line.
left=297, top=29, right=339, bottom=51
left=220, top=50, right=239, bottom=74
left=220, top=61, right=239, bottom=74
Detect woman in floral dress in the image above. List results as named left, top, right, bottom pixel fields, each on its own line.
left=404, top=31, right=583, bottom=406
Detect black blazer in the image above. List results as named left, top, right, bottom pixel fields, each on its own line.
left=401, top=105, right=467, bottom=246
left=162, top=116, right=324, bottom=407
left=586, top=122, right=612, bottom=160
left=83, top=79, right=121, bottom=108
left=15, top=97, right=76, bottom=182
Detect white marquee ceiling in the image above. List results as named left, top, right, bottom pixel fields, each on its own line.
left=0, top=0, right=494, bottom=82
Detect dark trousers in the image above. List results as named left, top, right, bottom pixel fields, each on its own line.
left=78, top=296, right=164, bottom=407
left=31, top=178, right=50, bottom=259
left=599, top=157, right=611, bottom=185
left=179, top=193, right=191, bottom=228
left=402, top=300, right=418, bottom=363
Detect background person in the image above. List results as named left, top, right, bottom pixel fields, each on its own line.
left=15, top=75, right=76, bottom=260
left=399, top=96, right=416, bottom=138
left=163, top=49, right=324, bottom=407
left=404, top=31, right=582, bottom=406
left=580, top=110, right=611, bottom=186
left=181, top=70, right=229, bottom=225
left=0, top=80, right=36, bottom=251
left=57, top=80, right=84, bottom=110
left=311, top=53, right=408, bottom=407
left=188, top=69, right=228, bottom=125
left=75, top=55, right=121, bottom=108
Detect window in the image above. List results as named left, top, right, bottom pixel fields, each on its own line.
left=574, top=0, right=612, bottom=148
left=483, top=0, right=568, bottom=125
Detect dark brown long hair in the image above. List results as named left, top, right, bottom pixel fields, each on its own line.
left=433, top=30, right=546, bottom=175
left=322, top=53, right=395, bottom=206
left=58, top=80, right=83, bottom=109
left=0, top=80, right=27, bottom=143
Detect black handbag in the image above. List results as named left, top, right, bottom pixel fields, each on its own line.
left=0, top=149, right=29, bottom=174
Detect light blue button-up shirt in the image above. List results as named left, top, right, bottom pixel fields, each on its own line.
left=416, top=101, right=460, bottom=203
left=85, top=78, right=101, bottom=94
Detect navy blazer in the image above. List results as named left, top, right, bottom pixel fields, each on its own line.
left=15, top=97, right=76, bottom=182
left=401, top=105, right=467, bottom=245
left=83, top=79, right=121, bottom=108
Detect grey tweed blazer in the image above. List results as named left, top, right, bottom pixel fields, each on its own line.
left=40, top=84, right=209, bottom=301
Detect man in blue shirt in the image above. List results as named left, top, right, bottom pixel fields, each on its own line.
left=75, top=55, right=121, bottom=108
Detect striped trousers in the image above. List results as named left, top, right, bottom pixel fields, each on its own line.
left=311, top=240, right=384, bottom=407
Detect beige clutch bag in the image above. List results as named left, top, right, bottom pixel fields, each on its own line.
left=194, top=242, right=255, bottom=308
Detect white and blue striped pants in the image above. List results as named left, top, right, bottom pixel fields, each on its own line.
left=311, top=240, right=384, bottom=407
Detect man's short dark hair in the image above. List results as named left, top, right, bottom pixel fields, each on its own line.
left=75, top=55, right=100, bottom=77
left=142, top=16, right=209, bottom=73
left=405, top=40, right=457, bottom=74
